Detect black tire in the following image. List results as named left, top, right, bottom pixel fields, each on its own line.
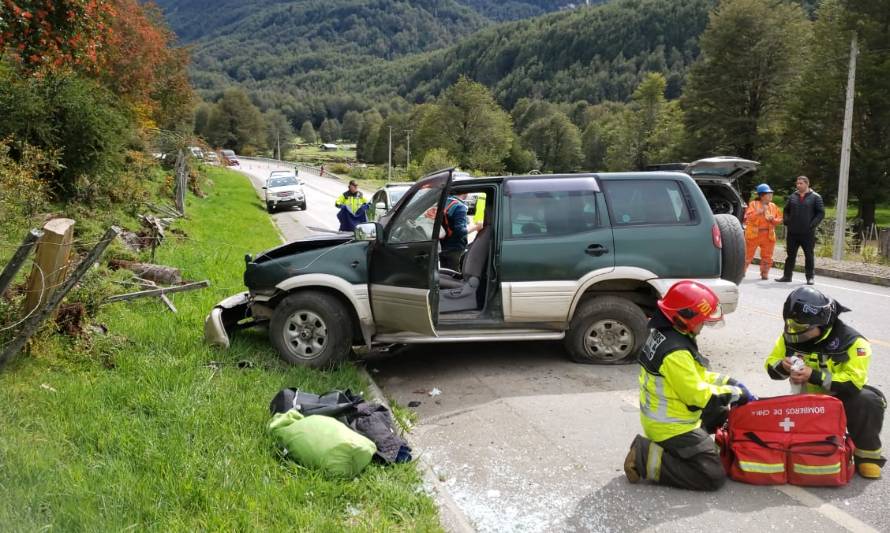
left=715, top=213, right=745, bottom=285
left=269, top=291, right=352, bottom=368
left=299, top=201, right=307, bottom=210
left=266, top=202, right=275, bottom=213
left=564, top=296, right=648, bottom=364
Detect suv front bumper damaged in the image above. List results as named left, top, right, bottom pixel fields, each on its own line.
left=204, top=292, right=252, bottom=349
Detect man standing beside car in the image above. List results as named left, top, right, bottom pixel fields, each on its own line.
left=335, top=180, right=369, bottom=232
left=776, top=176, right=824, bottom=285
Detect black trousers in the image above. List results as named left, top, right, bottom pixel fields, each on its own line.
left=631, top=428, right=727, bottom=491
left=844, top=385, right=887, bottom=466
left=784, top=231, right=816, bottom=279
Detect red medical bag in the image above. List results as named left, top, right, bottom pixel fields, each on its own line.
left=715, top=394, right=855, bottom=486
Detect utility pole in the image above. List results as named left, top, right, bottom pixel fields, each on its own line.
left=832, top=34, right=858, bottom=261
left=276, top=129, right=281, bottom=161
left=405, top=129, right=412, bottom=168
left=387, top=126, right=393, bottom=182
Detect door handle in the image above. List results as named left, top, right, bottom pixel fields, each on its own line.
left=414, top=252, right=429, bottom=262
left=586, top=244, right=609, bottom=257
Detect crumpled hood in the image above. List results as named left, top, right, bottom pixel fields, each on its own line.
left=251, top=234, right=353, bottom=264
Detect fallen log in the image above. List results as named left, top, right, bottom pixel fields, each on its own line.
left=109, top=260, right=182, bottom=285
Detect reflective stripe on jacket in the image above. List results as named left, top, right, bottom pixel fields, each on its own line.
left=639, top=350, right=741, bottom=442
left=744, top=200, right=783, bottom=242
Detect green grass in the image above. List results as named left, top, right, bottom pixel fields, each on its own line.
left=286, top=142, right=356, bottom=162
left=824, top=205, right=890, bottom=227
left=0, top=167, right=440, bottom=531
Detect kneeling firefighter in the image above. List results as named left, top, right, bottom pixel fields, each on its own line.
left=625, top=280, right=755, bottom=490
left=765, top=286, right=886, bottom=479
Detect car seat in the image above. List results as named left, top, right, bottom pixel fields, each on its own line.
left=438, top=226, right=491, bottom=313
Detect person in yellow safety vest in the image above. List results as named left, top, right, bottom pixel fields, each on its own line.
left=624, top=280, right=756, bottom=490
left=765, top=286, right=886, bottom=479
left=473, top=193, right=486, bottom=226
left=335, top=180, right=369, bottom=231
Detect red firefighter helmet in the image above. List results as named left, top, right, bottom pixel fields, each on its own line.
left=657, top=280, right=724, bottom=333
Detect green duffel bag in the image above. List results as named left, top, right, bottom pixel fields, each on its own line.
left=268, top=409, right=376, bottom=478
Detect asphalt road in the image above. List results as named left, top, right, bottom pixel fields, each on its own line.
left=238, top=160, right=889, bottom=533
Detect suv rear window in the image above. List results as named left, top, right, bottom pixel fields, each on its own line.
left=602, top=180, right=693, bottom=226
left=507, top=189, right=598, bottom=238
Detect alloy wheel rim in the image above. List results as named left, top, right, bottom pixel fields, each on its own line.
left=284, top=310, right=327, bottom=359
left=584, top=319, right=634, bottom=361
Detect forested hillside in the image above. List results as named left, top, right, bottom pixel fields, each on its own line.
left=455, top=0, right=598, bottom=20
left=159, top=0, right=711, bottom=128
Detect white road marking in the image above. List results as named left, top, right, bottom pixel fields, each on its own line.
left=776, top=485, right=879, bottom=533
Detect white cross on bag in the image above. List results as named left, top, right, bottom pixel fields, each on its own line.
left=779, top=417, right=795, bottom=432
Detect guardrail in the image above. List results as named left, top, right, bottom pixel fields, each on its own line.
left=237, top=156, right=347, bottom=182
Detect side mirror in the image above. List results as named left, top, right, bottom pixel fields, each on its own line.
left=354, top=222, right=378, bottom=242
left=375, top=202, right=386, bottom=212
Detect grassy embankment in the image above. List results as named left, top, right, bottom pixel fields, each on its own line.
left=0, top=167, right=439, bottom=531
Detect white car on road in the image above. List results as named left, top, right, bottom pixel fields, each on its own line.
left=263, top=171, right=306, bottom=212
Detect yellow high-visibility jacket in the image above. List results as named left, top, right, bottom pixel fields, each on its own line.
left=335, top=191, right=366, bottom=214
left=765, top=321, right=871, bottom=396
left=639, top=315, right=742, bottom=442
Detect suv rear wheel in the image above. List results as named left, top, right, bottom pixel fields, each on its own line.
left=564, top=296, right=647, bottom=364
left=269, top=291, right=351, bottom=368
left=715, top=214, right=745, bottom=285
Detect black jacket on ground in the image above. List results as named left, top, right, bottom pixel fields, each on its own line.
left=783, top=190, right=825, bottom=235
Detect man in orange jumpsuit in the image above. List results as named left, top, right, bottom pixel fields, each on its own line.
left=744, top=183, right=783, bottom=279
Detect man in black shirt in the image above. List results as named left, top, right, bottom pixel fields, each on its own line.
left=776, top=176, right=824, bottom=285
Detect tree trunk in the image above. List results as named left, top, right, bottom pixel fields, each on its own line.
left=858, top=197, right=876, bottom=231
left=108, top=260, right=182, bottom=285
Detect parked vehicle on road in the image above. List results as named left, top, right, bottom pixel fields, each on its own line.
left=189, top=146, right=204, bottom=160
left=221, top=149, right=240, bottom=166
left=206, top=168, right=745, bottom=368
left=369, top=183, right=412, bottom=222
left=264, top=171, right=306, bottom=212
left=205, top=151, right=219, bottom=165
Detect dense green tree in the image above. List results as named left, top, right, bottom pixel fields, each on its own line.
left=606, top=73, right=685, bottom=170
left=264, top=109, right=293, bottom=157
left=299, top=121, right=316, bottom=144
left=193, top=102, right=213, bottom=139
left=581, top=122, right=609, bottom=171
left=788, top=0, right=890, bottom=228
left=356, top=110, right=383, bottom=162
left=205, top=88, right=266, bottom=152
left=341, top=110, right=363, bottom=142
left=419, top=148, right=459, bottom=175
left=319, top=118, right=342, bottom=143
left=416, top=77, right=513, bottom=172
left=682, top=0, right=811, bottom=160
left=504, top=135, right=538, bottom=173
left=520, top=111, right=582, bottom=172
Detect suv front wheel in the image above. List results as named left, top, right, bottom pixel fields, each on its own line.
left=269, top=291, right=351, bottom=368
left=564, top=296, right=648, bottom=365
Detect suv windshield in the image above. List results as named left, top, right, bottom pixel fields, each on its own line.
left=389, top=188, right=408, bottom=206
left=268, top=177, right=298, bottom=188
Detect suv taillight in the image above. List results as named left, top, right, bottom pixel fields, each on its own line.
left=712, top=223, right=722, bottom=249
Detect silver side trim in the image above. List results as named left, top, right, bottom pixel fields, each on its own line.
left=375, top=329, right=564, bottom=344
left=502, top=281, right=577, bottom=323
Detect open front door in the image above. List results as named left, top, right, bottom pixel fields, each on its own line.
left=369, top=170, right=452, bottom=335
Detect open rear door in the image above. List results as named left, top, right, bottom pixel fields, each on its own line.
left=369, top=170, right=452, bottom=335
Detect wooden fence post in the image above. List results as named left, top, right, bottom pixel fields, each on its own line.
left=23, top=218, right=75, bottom=317
left=0, top=226, right=120, bottom=368
left=173, top=149, right=186, bottom=215
left=0, top=228, right=43, bottom=298
left=879, top=229, right=890, bottom=259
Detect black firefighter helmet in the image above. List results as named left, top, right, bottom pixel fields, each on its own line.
left=783, top=286, right=849, bottom=343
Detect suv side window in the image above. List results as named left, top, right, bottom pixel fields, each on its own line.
left=603, top=180, right=693, bottom=226
left=385, top=186, right=441, bottom=244
left=505, top=177, right=599, bottom=239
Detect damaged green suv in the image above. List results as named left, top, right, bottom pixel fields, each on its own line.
left=205, top=169, right=744, bottom=367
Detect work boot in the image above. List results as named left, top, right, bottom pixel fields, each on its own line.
left=775, top=277, right=792, bottom=282
left=806, top=278, right=815, bottom=285
left=624, top=443, right=641, bottom=483
left=858, top=463, right=882, bottom=479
